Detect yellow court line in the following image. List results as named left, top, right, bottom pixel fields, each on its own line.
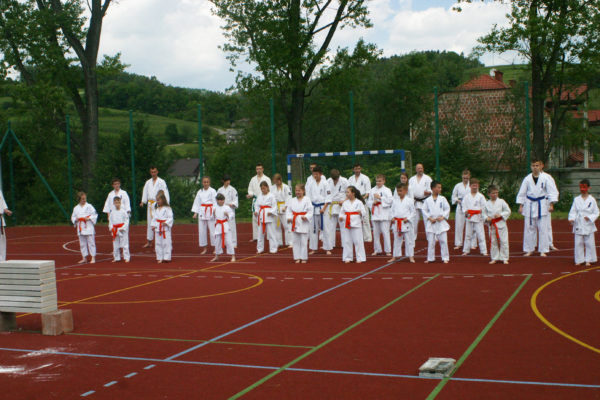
left=530, top=266, right=600, bottom=355
left=595, top=289, right=600, bottom=303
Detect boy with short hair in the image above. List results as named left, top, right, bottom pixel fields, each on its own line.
left=212, top=193, right=236, bottom=262
left=568, top=179, right=599, bottom=266
left=368, top=174, right=393, bottom=256
left=306, top=166, right=331, bottom=254
left=217, top=175, right=239, bottom=248
left=71, top=191, right=98, bottom=264
left=388, top=183, right=416, bottom=263
left=483, top=185, right=511, bottom=264
left=109, top=196, right=130, bottom=263
left=451, top=169, right=472, bottom=250
left=461, top=178, right=488, bottom=256
left=192, top=176, right=217, bottom=255
left=422, top=181, right=450, bottom=263
left=103, top=177, right=131, bottom=217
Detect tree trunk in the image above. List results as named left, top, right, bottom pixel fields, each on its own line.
left=531, top=61, right=546, bottom=163
left=287, top=87, right=305, bottom=183
left=82, top=66, right=99, bottom=193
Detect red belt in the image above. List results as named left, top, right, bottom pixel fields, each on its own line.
left=344, top=211, right=360, bottom=229
left=156, top=219, right=167, bottom=239
left=393, top=217, right=406, bottom=233
left=258, top=205, right=271, bottom=234
left=466, top=209, right=481, bottom=219
left=490, top=217, right=503, bottom=247
left=215, top=219, right=228, bottom=249
left=291, top=211, right=307, bottom=232
left=201, top=203, right=213, bottom=217
left=111, top=223, right=124, bottom=240
left=77, top=216, right=89, bottom=232
left=372, top=202, right=381, bottom=215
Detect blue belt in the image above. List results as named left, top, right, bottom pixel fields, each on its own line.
left=312, top=202, right=324, bottom=233
left=527, top=195, right=545, bottom=225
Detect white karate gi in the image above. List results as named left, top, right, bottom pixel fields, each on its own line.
left=248, top=175, right=272, bottom=240
left=0, top=192, right=8, bottom=261
left=71, top=203, right=98, bottom=259
left=408, top=174, right=433, bottom=238
left=217, top=185, right=239, bottom=247
left=367, top=185, right=393, bottom=254
left=451, top=181, right=475, bottom=248
left=568, top=195, right=599, bottom=264
left=422, top=195, right=450, bottom=262
left=483, top=199, right=511, bottom=261
left=255, top=192, right=278, bottom=253
left=141, top=177, right=170, bottom=242
left=461, top=192, right=488, bottom=255
left=109, top=209, right=130, bottom=261
left=306, top=177, right=331, bottom=251
left=191, top=187, right=217, bottom=247
left=516, top=172, right=559, bottom=253
left=286, top=197, right=313, bottom=260
left=390, top=196, right=416, bottom=258
left=103, top=189, right=131, bottom=215
left=325, top=177, right=349, bottom=249
left=348, top=173, right=372, bottom=242
left=152, top=206, right=173, bottom=261
left=213, top=204, right=235, bottom=256
left=272, top=184, right=292, bottom=246
left=339, top=199, right=367, bottom=262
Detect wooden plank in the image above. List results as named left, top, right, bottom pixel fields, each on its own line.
left=0, top=295, right=58, bottom=303
left=0, top=266, right=55, bottom=274
left=0, top=305, right=58, bottom=313
left=0, top=260, right=55, bottom=268
left=0, top=289, right=57, bottom=297
left=0, top=271, right=56, bottom=279
left=0, top=284, right=56, bottom=291
left=0, top=299, right=58, bottom=308
left=0, top=278, right=56, bottom=286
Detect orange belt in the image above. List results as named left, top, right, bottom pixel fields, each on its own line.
left=490, top=217, right=503, bottom=247
left=201, top=203, right=213, bottom=217
left=258, top=205, right=271, bottom=234
left=156, top=219, right=167, bottom=239
left=291, top=211, right=307, bottom=232
left=111, top=223, right=124, bottom=240
left=215, top=219, right=228, bottom=249
left=393, top=217, right=406, bottom=233
left=372, top=202, right=381, bottom=215
left=344, top=212, right=360, bottom=229
left=77, top=216, right=90, bottom=232
left=466, top=209, right=481, bottom=219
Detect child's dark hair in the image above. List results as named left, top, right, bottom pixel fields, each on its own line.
left=488, top=184, right=498, bottom=193
left=259, top=181, right=270, bottom=189
left=111, top=177, right=121, bottom=185
left=470, top=178, right=480, bottom=185
left=222, top=174, right=231, bottom=182
left=348, top=185, right=365, bottom=204
left=216, top=193, right=225, bottom=201
left=312, top=166, right=323, bottom=174
left=113, top=196, right=122, bottom=203
left=330, top=169, right=340, bottom=180
left=430, top=180, right=441, bottom=190
left=157, top=192, right=170, bottom=207
left=396, top=182, right=408, bottom=189
left=77, top=191, right=86, bottom=202
left=580, top=178, right=590, bottom=187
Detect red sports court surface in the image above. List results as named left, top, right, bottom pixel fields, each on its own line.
left=0, top=220, right=599, bottom=399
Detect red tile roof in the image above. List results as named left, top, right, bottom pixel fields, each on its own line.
left=454, top=74, right=510, bottom=91
left=570, top=110, right=600, bottom=123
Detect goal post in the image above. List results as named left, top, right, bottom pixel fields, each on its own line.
left=286, top=149, right=409, bottom=187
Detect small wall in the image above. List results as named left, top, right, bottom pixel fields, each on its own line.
left=550, top=168, right=600, bottom=196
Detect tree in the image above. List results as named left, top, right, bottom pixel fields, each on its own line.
left=458, top=0, right=600, bottom=161
left=0, top=0, right=116, bottom=192
left=210, top=0, right=377, bottom=155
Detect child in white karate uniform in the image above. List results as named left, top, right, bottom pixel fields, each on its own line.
left=0, top=190, right=11, bottom=261
left=483, top=185, right=511, bottom=264
left=152, top=192, right=173, bottom=263
left=451, top=169, right=473, bottom=250
left=286, top=184, right=313, bottom=263
left=109, top=197, right=130, bottom=262
left=212, top=193, right=236, bottom=262
left=461, top=179, right=488, bottom=256
left=192, top=176, right=217, bottom=255
left=422, top=181, right=450, bottom=263
left=217, top=175, right=239, bottom=248
left=568, top=179, right=599, bottom=266
left=306, top=166, right=331, bottom=254
left=255, top=181, right=278, bottom=254
left=339, top=186, right=367, bottom=263
left=325, top=169, right=348, bottom=249
left=271, top=173, right=292, bottom=247
left=71, top=192, right=97, bottom=264
left=368, top=174, right=393, bottom=256
left=389, top=183, right=416, bottom=263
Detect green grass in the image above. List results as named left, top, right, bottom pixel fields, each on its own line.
left=96, top=108, right=199, bottom=139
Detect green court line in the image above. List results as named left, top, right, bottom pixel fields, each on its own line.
left=65, top=332, right=314, bottom=349
left=425, top=274, right=532, bottom=400
left=229, top=274, right=439, bottom=400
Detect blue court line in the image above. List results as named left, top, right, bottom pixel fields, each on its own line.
left=80, top=391, right=95, bottom=397
left=103, top=381, right=117, bottom=388
left=124, top=372, right=137, bottom=378
left=1, top=346, right=598, bottom=390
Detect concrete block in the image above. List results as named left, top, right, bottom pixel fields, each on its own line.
left=419, top=357, right=456, bottom=378
left=0, top=312, right=16, bottom=331
left=42, top=309, right=73, bottom=336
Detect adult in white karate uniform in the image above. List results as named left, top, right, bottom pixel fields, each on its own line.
left=71, top=192, right=97, bottom=264
left=306, top=166, right=331, bottom=254
left=568, top=179, right=599, bottom=266
left=422, top=181, right=450, bottom=263
left=212, top=193, right=236, bottom=262
left=151, top=192, right=173, bottom=263
left=247, top=164, right=271, bottom=241
left=255, top=181, right=278, bottom=254
left=451, top=169, right=475, bottom=250
left=109, top=197, right=130, bottom=262
left=271, top=173, right=292, bottom=247
left=461, top=179, right=488, bottom=256
left=192, top=177, right=217, bottom=254
left=103, top=178, right=131, bottom=216
left=140, top=166, right=170, bottom=248
left=305, top=162, right=325, bottom=187
left=325, top=169, right=348, bottom=249
left=516, top=160, right=559, bottom=256
left=339, top=186, right=367, bottom=263
left=286, top=184, right=313, bottom=263
left=483, top=185, right=511, bottom=264
left=217, top=175, right=239, bottom=248
left=389, top=183, right=416, bottom=263
left=348, top=164, right=372, bottom=242
left=367, top=174, right=393, bottom=255
left=0, top=190, right=10, bottom=261
left=408, top=163, right=433, bottom=239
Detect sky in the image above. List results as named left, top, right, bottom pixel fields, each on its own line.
left=99, top=0, right=517, bottom=92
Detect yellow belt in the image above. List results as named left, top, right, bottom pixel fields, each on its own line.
left=329, top=201, right=342, bottom=216
left=277, top=201, right=286, bottom=226
left=148, top=199, right=156, bottom=218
